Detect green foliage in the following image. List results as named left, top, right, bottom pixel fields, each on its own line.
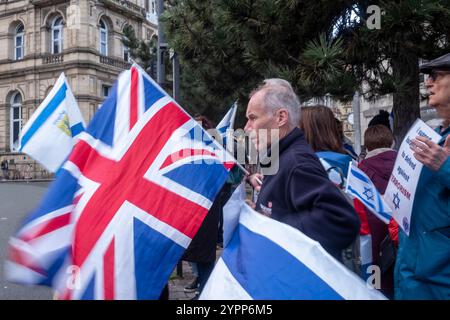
left=122, top=24, right=157, bottom=73
left=160, top=0, right=450, bottom=135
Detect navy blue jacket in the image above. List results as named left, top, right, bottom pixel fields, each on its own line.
left=255, top=128, right=360, bottom=260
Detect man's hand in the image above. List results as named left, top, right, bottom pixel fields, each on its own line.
left=411, top=135, right=450, bottom=171
left=245, top=199, right=256, bottom=210
left=247, top=173, right=263, bottom=192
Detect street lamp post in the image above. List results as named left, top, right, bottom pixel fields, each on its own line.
left=352, top=91, right=362, bottom=155
left=156, top=0, right=166, bottom=86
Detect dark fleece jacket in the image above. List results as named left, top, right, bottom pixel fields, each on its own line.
left=255, top=128, right=360, bottom=260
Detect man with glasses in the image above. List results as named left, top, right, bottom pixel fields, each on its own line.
left=395, top=53, right=450, bottom=300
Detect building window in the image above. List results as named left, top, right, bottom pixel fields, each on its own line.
left=145, top=0, right=156, bottom=13
left=102, top=85, right=111, bottom=98
left=150, top=0, right=156, bottom=15
left=15, top=24, right=24, bottom=60
left=10, top=92, right=23, bottom=151
left=123, top=45, right=130, bottom=62
left=51, top=17, right=63, bottom=54
left=99, top=19, right=108, bottom=56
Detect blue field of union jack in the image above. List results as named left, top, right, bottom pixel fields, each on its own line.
left=6, top=65, right=234, bottom=299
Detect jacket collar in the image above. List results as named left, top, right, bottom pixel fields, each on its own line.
left=259, top=127, right=303, bottom=166
left=278, top=127, right=303, bottom=155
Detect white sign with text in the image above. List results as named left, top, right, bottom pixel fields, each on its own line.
left=384, top=119, right=441, bottom=235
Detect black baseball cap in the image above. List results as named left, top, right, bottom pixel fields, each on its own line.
left=420, top=53, right=450, bottom=74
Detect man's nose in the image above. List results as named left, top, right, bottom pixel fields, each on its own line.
left=424, top=76, right=434, bottom=88
left=244, top=121, right=251, bottom=133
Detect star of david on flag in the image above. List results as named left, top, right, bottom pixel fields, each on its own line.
left=362, top=187, right=374, bottom=201
left=5, top=64, right=235, bottom=300
left=345, top=162, right=392, bottom=224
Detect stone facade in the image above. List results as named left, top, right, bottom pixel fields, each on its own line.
left=0, top=0, right=157, bottom=179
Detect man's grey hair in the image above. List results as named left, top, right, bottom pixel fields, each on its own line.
left=250, top=78, right=301, bottom=128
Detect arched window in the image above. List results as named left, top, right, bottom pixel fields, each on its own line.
left=51, top=17, right=63, bottom=54
left=10, top=92, right=23, bottom=151
left=15, top=24, right=24, bottom=60
left=99, top=19, right=108, bottom=56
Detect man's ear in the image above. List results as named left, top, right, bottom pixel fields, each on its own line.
left=276, top=108, right=289, bottom=127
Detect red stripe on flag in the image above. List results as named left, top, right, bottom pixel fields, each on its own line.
left=130, top=67, right=139, bottom=130
left=69, top=140, right=116, bottom=182
left=160, top=149, right=217, bottom=169
left=20, top=213, right=71, bottom=243
left=8, top=245, right=46, bottom=275
left=103, top=238, right=115, bottom=300
left=223, top=162, right=235, bottom=170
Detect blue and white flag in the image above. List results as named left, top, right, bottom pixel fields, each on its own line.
left=345, top=162, right=392, bottom=224
left=216, top=102, right=237, bottom=148
left=201, top=203, right=386, bottom=300
left=19, top=73, right=85, bottom=172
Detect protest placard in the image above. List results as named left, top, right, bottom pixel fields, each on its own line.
left=384, top=119, right=441, bottom=235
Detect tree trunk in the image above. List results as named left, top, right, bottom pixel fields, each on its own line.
left=391, top=51, right=421, bottom=147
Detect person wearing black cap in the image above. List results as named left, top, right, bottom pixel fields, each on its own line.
left=368, top=110, right=392, bottom=131
left=394, top=53, right=450, bottom=300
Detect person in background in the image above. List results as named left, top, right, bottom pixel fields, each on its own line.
left=1, top=158, right=9, bottom=180
left=368, top=110, right=392, bottom=131
left=182, top=115, right=242, bottom=299
left=299, top=105, right=353, bottom=187
left=354, top=124, right=397, bottom=298
left=395, top=53, right=450, bottom=300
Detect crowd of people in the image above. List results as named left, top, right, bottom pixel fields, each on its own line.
left=182, top=53, right=449, bottom=300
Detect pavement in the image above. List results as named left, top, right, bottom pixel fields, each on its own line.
left=0, top=180, right=218, bottom=300
left=0, top=181, right=53, bottom=300
left=168, top=261, right=198, bottom=300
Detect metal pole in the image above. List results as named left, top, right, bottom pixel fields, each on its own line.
left=157, top=0, right=166, bottom=86
left=352, top=91, right=362, bottom=155
left=172, top=51, right=180, bottom=102
left=174, top=50, right=181, bottom=278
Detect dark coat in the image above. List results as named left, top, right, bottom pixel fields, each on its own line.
left=359, top=150, right=397, bottom=194
left=183, top=183, right=233, bottom=263
left=255, top=128, right=360, bottom=260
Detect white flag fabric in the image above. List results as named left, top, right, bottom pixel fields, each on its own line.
left=222, top=182, right=246, bottom=247
left=201, top=203, right=386, bottom=300
left=19, top=73, right=85, bottom=172
left=384, top=119, right=441, bottom=235
left=345, top=162, right=392, bottom=224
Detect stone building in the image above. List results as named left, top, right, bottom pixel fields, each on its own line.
left=0, top=0, right=157, bottom=179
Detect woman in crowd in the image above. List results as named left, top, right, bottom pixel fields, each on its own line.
left=299, top=105, right=353, bottom=187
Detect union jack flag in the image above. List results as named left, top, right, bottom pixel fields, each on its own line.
left=6, top=65, right=235, bottom=299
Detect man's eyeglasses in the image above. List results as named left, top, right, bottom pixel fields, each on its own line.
left=428, top=70, right=450, bottom=82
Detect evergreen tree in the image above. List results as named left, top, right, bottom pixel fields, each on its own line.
left=161, top=1, right=450, bottom=139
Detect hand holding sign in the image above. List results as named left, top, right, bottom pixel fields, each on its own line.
left=411, top=135, right=450, bottom=171
left=384, top=119, right=442, bottom=235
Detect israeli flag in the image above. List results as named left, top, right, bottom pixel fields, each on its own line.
left=345, top=162, right=392, bottom=224
left=19, top=73, right=85, bottom=172
left=216, top=102, right=237, bottom=148
left=201, top=203, right=386, bottom=300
